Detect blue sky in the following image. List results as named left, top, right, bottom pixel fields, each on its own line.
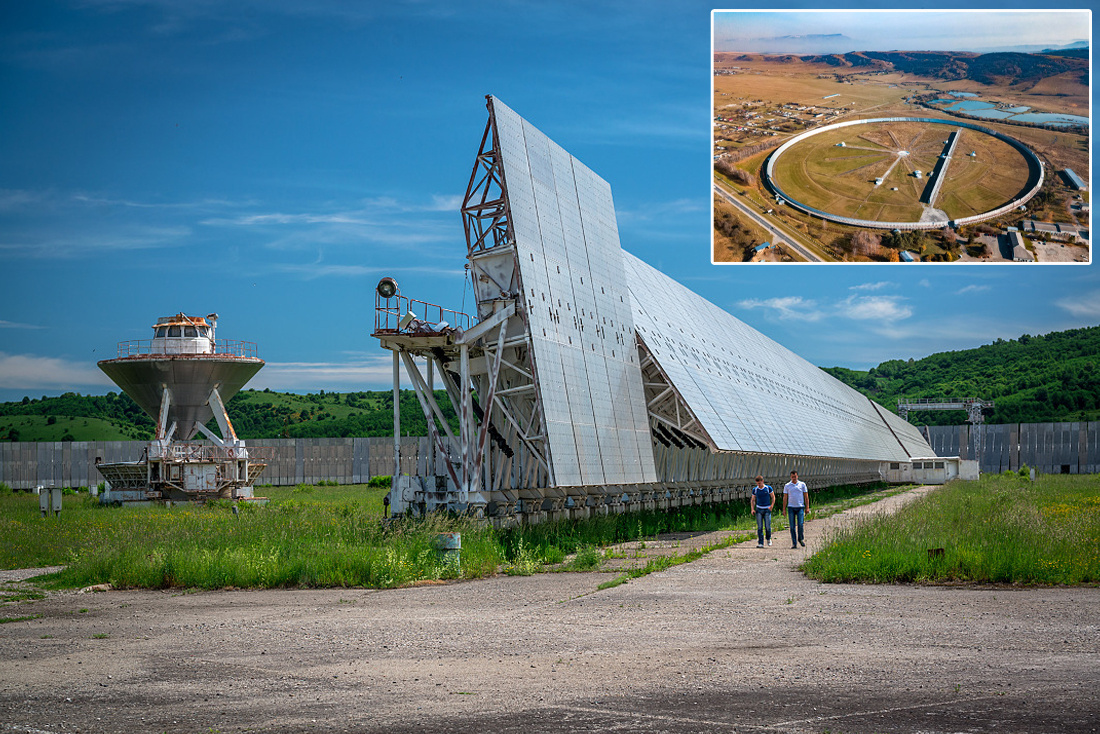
left=0, top=1, right=1097, bottom=402
left=714, top=10, right=1090, bottom=53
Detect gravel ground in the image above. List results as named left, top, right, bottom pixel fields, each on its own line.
left=1, top=487, right=1097, bottom=734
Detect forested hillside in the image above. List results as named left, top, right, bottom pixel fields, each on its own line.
left=0, top=389, right=457, bottom=442
left=1, top=325, right=1096, bottom=441
left=823, top=326, right=1100, bottom=425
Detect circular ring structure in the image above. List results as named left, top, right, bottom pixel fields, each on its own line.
left=763, top=117, right=1044, bottom=231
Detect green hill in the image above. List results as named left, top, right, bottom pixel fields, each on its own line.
left=0, top=389, right=457, bottom=442
left=823, top=326, right=1100, bottom=425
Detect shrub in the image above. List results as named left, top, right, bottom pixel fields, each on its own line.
left=367, top=475, right=392, bottom=489
left=292, top=483, right=315, bottom=495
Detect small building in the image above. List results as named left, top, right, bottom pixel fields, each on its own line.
left=875, top=177, right=883, bottom=186
left=969, top=151, right=977, bottom=157
left=884, top=457, right=979, bottom=484
left=899, top=250, right=918, bottom=262
left=836, top=141, right=846, bottom=147
left=1063, top=168, right=1088, bottom=191
left=1009, top=231, right=1033, bottom=262
left=914, top=170, right=923, bottom=179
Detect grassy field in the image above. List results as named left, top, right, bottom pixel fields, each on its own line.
left=803, top=474, right=1100, bottom=585
left=0, top=481, right=900, bottom=591
left=0, top=415, right=134, bottom=442
left=771, top=120, right=1031, bottom=222
left=4, top=476, right=1095, bottom=591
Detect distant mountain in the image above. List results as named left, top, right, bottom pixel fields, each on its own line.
left=823, top=326, right=1100, bottom=426
left=794, top=50, right=1087, bottom=86
left=1041, top=48, right=1089, bottom=59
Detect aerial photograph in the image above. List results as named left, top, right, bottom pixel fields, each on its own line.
left=713, top=10, right=1091, bottom=263
left=1, top=3, right=1098, bottom=733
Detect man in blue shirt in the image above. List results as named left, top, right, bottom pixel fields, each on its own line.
left=750, top=475, right=774, bottom=548
left=784, top=470, right=809, bottom=549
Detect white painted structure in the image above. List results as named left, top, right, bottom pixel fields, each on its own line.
left=884, top=456, right=979, bottom=484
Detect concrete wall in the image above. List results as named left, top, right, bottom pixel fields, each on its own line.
left=2, top=421, right=1096, bottom=489
left=924, top=422, right=1099, bottom=475
left=0, top=437, right=442, bottom=490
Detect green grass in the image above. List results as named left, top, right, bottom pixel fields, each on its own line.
left=0, top=480, right=901, bottom=591
left=803, top=474, right=1100, bottom=585
left=0, top=414, right=135, bottom=442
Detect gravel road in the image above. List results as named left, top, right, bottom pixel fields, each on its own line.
left=1, top=486, right=1097, bottom=733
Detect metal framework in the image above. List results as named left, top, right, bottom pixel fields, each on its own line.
left=899, top=397, right=994, bottom=425
left=373, top=97, right=935, bottom=523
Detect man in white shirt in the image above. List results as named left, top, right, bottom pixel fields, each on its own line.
left=783, top=470, right=809, bottom=549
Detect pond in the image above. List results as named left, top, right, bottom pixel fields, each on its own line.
left=927, top=97, right=1087, bottom=128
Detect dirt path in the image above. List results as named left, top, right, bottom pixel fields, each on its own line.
left=1, top=485, right=1097, bottom=734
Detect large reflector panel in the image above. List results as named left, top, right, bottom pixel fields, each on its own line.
left=622, top=251, right=930, bottom=461
left=491, top=97, right=657, bottom=486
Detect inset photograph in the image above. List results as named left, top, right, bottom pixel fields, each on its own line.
left=712, top=10, right=1090, bottom=263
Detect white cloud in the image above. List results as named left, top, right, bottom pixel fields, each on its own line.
left=0, top=353, right=114, bottom=390
left=252, top=356, right=396, bottom=392
left=737, top=296, right=824, bottom=321
left=956, top=284, right=991, bottom=295
left=849, top=281, right=894, bottom=292
left=1056, top=290, right=1100, bottom=318
left=0, top=320, right=44, bottom=329
left=837, top=295, right=912, bottom=322
left=918, top=279, right=931, bottom=288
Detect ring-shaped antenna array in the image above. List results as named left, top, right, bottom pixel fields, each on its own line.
left=763, top=117, right=1044, bottom=231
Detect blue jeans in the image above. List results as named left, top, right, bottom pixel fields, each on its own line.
left=788, top=506, right=805, bottom=546
left=755, top=509, right=771, bottom=543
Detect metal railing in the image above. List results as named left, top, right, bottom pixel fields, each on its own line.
left=898, top=397, right=990, bottom=407
left=148, top=443, right=275, bottom=462
left=374, top=293, right=472, bottom=334
left=114, top=340, right=260, bottom=359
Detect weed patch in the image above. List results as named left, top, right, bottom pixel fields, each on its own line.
left=803, top=474, right=1100, bottom=585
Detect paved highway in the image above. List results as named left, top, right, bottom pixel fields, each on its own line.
left=712, top=181, right=826, bottom=262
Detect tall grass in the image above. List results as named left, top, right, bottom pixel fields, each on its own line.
left=803, top=474, right=1100, bottom=585
left=0, top=480, right=898, bottom=590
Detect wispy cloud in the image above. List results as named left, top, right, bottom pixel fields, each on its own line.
left=618, top=198, right=706, bottom=223
left=849, top=281, right=894, bottom=292
left=837, top=295, right=912, bottom=322
left=0, top=352, right=113, bottom=390
left=252, top=355, right=396, bottom=391
left=738, top=293, right=913, bottom=325
left=956, top=284, right=991, bottom=295
left=737, top=296, right=824, bottom=322
left=268, top=262, right=465, bottom=280
left=0, top=320, right=44, bottom=329
left=1056, top=290, right=1100, bottom=318
left=0, top=225, right=192, bottom=258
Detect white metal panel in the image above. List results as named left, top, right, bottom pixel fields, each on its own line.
left=623, top=251, right=931, bottom=462
left=490, top=96, right=657, bottom=486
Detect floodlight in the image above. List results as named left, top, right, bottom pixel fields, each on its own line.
left=376, top=277, right=398, bottom=299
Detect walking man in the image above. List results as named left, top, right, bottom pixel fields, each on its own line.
left=784, top=470, right=809, bottom=549
left=750, top=475, right=774, bottom=548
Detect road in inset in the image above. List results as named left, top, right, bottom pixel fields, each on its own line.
left=2, top=486, right=1097, bottom=734
left=714, top=182, right=825, bottom=262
